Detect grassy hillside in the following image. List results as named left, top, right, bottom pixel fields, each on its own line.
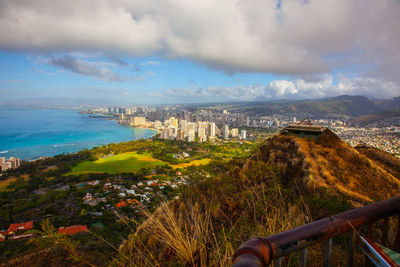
left=114, top=130, right=400, bottom=266
left=4, top=135, right=399, bottom=266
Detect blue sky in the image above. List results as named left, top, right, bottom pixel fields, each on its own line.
left=0, top=0, right=399, bottom=105
left=0, top=51, right=287, bottom=104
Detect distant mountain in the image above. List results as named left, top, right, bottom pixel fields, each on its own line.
left=236, top=95, right=385, bottom=117
left=373, top=96, right=400, bottom=111
left=352, top=110, right=400, bottom=127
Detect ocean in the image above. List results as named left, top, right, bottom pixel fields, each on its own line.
left=0, top=108, right=156, bottom=160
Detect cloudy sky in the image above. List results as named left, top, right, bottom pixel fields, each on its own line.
left=0, top=0, right=400, bottom=105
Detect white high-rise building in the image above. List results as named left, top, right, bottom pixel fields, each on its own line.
left=185, top=122, right=196, bottom=134
left=168, top=126, right=177, bottom=140
left=160, top=128, right=170, bottom=140
left=240, top=130, right=247, bottom=140
left=223, top=125, right=229, bottom=140
left=153, top=120, right=162, bottom=129
left=198, top=128, right=207, bottom=142
left=209, top=122, right=216, bottom=137
left=179, top=120, right=187, bottom=134
left=197, top=121, right=208, bottom=137
left=187, top=130, right=195, bottom=142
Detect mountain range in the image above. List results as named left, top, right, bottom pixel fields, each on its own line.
left=226, top=95, right=400, bottom=117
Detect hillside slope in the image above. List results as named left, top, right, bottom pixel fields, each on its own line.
left=118, top=131, right=400, bottom=266
left=256, top=130, right=400, bottom=204
left=237, top=95, right=385, bottom=116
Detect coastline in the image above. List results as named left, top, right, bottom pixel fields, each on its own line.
left=0, top=108, right=158, bottom=161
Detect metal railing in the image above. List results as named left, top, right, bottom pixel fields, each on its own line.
left=232, top=196, right=400, bottom=266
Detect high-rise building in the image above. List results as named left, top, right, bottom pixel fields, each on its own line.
left=223, top=125, right=229, bottom=140
left=238, top=114, right=245, bottom=125
left=179, top=120, right=187, bottom=134
left=231, top=128, right=239, bottom=138
left=197, top=121, right=208, bottom=135
left=153, top=120, right=163, bottom=129
left=198, top=128, right=207, bottom=142
left=0, top=157, right=21, bottom=172
left=170, top=127, right=177, bottom=140
left=209, top=122, right=216, bottom=137
left=160, top=128, right=170, bottom=140
left=187, top=130, right=195, bottom=142
left=177, top=131, right=185, bottom=141
left=185, top=122, right=195, bottom=134
left=169, top=117, right=178, bottom=128
left=208, top=110, right=213, bottom=122
left=131, top=116, right=146, bottom=126
left=240, top=130, right=247, bottom=140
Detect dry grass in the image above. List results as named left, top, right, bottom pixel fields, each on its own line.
left=0, top=174, right=29, bottom=191
left=116, top=158, right=314, bottom=266
left=113, top=131, right=400, bottom=266
left=293, top=131, right=400, bottom=203
left=170, top=159, right=212, bottom=169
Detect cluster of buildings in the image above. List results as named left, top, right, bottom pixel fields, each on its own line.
left=334, top=126, right=400, bottom=158
left=0, top=221, right=34, bottom=242
left=75, top=174, right=186, bottom=216
left=0, top=157, right=20, bottom=172
left=0, top=221, right=87, bottom=242
left=118, top=114, right=247, bottom=142
left=88, top=104, right=354, bottom=133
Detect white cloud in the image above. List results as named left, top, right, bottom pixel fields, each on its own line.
left=0, top=0, right=399, bottom=77
left=149, top=75, right=400, bottom=101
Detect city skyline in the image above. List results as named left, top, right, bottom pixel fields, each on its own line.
left=1, top=0, right=400, bottom=105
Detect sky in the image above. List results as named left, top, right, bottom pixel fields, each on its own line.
left=0, top=0, right=400, bottom=105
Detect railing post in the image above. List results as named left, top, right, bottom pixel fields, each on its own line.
left=347, top=230, right=355, bottom=267
left=300, top=248, right=307, bottom=267
left=274, top=257, right=282, bottom=267
left=394, top=215, right=400, bottom=252
left=365, top=224, right=373, bottom=267
left=381, top=217, right=389, bottom=247
left=324, top=238, right=332, bottom=267
left=232, top=197, right=400, bottom=267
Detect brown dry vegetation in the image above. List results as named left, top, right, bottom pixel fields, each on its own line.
left=112, top=129, right=400, bottom=266
left=356, top=146, right=400, bottom=179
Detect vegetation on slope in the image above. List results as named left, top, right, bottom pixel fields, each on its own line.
left=2, top=133, right=400, bottom=266
left=115, top=130, right=400, bottom=266
left=0, top=139, right=255, bottom=266
left=234, top=95, right=385, bottom=117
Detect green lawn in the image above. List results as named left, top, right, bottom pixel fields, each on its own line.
left=68, top=152, right=168, bottom=175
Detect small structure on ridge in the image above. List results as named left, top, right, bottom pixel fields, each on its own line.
left=281, top=118, right=324, bottom=137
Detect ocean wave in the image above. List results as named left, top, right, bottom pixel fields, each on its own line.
left=0, top=150, right=8, bottom=154
left=53, top=144, right=76, bottom=147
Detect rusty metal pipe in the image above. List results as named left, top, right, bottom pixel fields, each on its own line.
left=233, top=196, right=400, bottom=266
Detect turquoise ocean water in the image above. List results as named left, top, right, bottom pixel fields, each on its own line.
left=0, top=108, right=156, bottom=160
